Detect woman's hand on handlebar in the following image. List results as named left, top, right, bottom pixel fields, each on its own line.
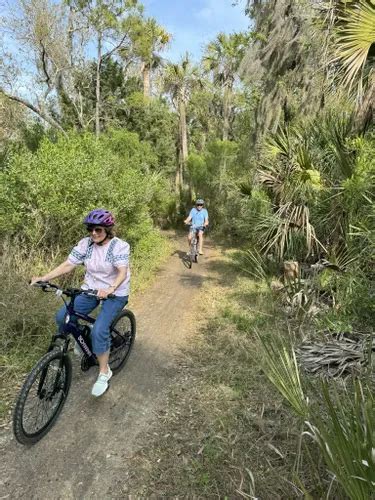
left=97, top=288, right=114, bottom=299
left=30, top=276, right=47, bottom=286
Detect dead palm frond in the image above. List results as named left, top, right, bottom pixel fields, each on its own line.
left=296, top=334, right=374, bottom=378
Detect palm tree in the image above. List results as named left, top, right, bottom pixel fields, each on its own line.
left=163, top=53, right=201, bottom=197
left=332, top=0, right=375, bottom=128
left=131, top=17, right=171, bottom=97
left=204, top=32, right=250, bottom=141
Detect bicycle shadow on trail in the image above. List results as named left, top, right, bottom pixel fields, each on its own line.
left=172, top=249, right=191, bottom=269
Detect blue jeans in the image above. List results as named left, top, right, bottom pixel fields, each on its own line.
left=55, top=295, right=128, bottom=355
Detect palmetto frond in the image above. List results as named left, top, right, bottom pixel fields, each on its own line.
left=256, top=203, right=324, bottom=260
left=334, top=0, right=375, bottom=94
left=305, top=381, right=375, bottom=499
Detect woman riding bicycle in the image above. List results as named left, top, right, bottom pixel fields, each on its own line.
left=31, top=209, right=130, bottom=397
left=184, top=199, right=209, bottom=255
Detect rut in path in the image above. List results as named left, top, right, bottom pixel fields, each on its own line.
left=0, top=235, right=216, bottom=499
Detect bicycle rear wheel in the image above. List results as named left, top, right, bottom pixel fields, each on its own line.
left=13, top=350, right=72, bottom=445
left=109, top=310, right=136, bottom=374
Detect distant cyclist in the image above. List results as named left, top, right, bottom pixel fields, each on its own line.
left=184, top=199, right=209, bottom=255
left=31, top=209, right=130, bottom=397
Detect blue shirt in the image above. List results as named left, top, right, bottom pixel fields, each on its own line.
left=189, top=207, right=208, bottom=227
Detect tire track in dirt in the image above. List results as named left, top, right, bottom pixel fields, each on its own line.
left=0, top=235, right=217, bottom=499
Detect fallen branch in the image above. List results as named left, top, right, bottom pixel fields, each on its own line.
left=0, top=89, right=67, bottom=136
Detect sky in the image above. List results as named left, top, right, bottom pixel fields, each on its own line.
left=141, top=0, right=250, bottom=62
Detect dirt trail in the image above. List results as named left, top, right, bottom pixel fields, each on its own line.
left=0, top=235, right=217, bottom=499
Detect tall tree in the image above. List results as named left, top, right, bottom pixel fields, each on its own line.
left=0, top=0, right=74, bottom=133
left=204, top=32, right=250, bottom=141
left=241, top=0, right=328, bottom=143
left=130, top=17, right=171, bottom=97
left=69, top=0, right=142, bottom=137
left=163, top=53, right=201, bottom=197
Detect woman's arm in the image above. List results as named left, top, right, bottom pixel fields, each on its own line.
left=97, top=266, right=128, bottom=299
left=31, top=260, right=76, bottom=285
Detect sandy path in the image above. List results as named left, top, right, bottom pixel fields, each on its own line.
left=0, top=235, right=215, bottom=499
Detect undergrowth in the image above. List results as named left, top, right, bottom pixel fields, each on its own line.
left=124, top=248, right=332, bottom=498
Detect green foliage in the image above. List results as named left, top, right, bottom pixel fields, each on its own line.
left=0, top=130, right=172, bottom=249
left=333, top=0, right=375, bottom=95
left=256, top=332, right=309, bottom=418
left=129, top=16, right=171, bottom=69
left=306, top=381, right=375, bottom=500
left=122, top=92, right=177, bottom=173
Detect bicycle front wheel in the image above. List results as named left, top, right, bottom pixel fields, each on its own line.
left=109, top=310, right=136, bottom=374
left=13, top=350, right=72, bottom=445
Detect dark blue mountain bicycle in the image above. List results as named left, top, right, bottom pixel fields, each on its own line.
left=13, top=281, right=136, bottom=445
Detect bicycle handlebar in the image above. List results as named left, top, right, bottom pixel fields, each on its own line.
left=184, top=222, right=208, bottom=230
left=31, top=281, right=115, bottom=299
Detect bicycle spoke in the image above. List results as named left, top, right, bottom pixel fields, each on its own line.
left=21, top=359, right=66, bottom=436
left=109, top=313, right=134, bottom=372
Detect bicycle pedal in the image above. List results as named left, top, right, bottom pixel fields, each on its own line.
left=81, top=355, right=97, bottom=372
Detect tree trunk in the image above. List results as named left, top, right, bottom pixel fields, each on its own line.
left=178, top=98, right=188, bottom=192
left=222, top=85, right=231, bottom=141
left=142, top=63, right=151, bottom=97
left=354, top=77, right=375, bottom=133
left=95, top=34, right=102, bottom=139
left=220, top=84, right=232, bottom=191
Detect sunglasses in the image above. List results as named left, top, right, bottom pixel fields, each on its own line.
left=196, top=204, right=203, bottom=207
left=86, top=225, right=105, bottom=234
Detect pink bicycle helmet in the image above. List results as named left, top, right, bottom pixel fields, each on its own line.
left=83, top=209, right=115, bottom=227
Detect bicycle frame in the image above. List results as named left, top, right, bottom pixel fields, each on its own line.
left=191, top=231, right=198, bottom=253
left=190, top=227, right=200, bottom=267
left=49, top=292, right=98, bottom=364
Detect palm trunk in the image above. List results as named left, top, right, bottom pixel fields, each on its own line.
left=220, top=85, right=232, bottom=191
left=222, top=85, right=231, bottom=141
left=95, top=34, right=102, bottom=138
left=178, top=98, right=188, bottom=192
left=355, top=77, right=375, bottom=132
left=142, top=63, right=151, bottom=97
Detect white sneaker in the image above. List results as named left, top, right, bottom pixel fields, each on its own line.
left=91, top=367, right=113, bottom=397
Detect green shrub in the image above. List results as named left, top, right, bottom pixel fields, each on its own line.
left=0, top=130, right=173, bottom=250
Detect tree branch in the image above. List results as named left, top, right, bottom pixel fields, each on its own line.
left=40, top=42, right=52, bottom=89
left=102, top=33, right=129, bottom=61
left=0, top=89, right=67, bottom=135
